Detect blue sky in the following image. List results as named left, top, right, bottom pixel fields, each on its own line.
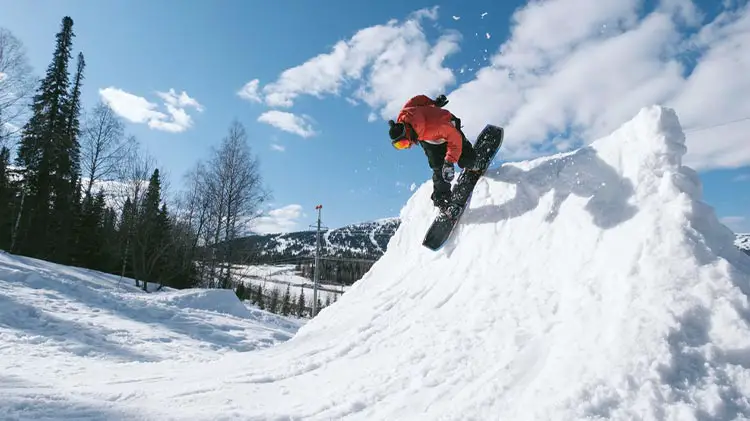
left=1, top=0, right=748, bottom=233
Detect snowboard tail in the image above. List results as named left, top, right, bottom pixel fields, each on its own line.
left=422, top=124, right=504, bottom=251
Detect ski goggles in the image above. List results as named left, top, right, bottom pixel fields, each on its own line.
left=391, top=138, right=413, bottom=150
left=390, top=123, right=413, bottom=150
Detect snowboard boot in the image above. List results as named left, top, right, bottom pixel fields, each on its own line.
left=439, top=202, right=464, bottom=220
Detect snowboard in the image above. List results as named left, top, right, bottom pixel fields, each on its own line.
left=422, top=124, right=504, bottom=251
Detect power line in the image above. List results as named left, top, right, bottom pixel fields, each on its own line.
left=684, top=116, right=750, bottom=134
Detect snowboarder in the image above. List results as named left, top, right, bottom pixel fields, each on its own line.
left=388, top=94, right=478, bottom=213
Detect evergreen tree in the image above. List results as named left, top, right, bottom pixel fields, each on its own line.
left=49, top=51, right=85, bottom=263
left=255, top=284, right=264, bottom=310
left=0, top=147, right=15, bottom=250
left=235, top=282, right=246, bottom=301
left=13, top=16, right=78, bottom=260
left=281, top=284, right=292, bottom=316
left=133, top=168, right=164, bottom=291
left=269, top=287, right=279, bottom=314
left=297, top=291, right=306, bottom=318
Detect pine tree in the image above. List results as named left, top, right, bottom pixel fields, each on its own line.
left=133, top=168, right=163, bottom=291
left=297, top=291, right=306, bottom=317
left=255, top=284, right=265, bottom=310
left=13, top=16, right=78, bottom=259
left=281, top=284, right=292, bottom=316
left=48, top=51, right=85, bottom=263
left=269, top=287, right=279, bottom=314
left=0, top=147, right=15, bottom=250
left=235, top=282, right=246, bottom=301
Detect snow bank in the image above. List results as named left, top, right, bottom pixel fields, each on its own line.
left=0, top=251, right=303, bottom=420
left=147, top=289, right=253, bottom=318
left=2, top=105, right=749, bottom=421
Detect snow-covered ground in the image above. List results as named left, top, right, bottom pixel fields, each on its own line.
left=1, top=105, right=750, bottom=420
left=233, top=263, right=348, bottom=305
left=0, top=251, right=304, bottom=420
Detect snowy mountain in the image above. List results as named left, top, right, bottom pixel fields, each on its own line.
left=737, top=233, right=750, bottom=255
left=2, top=105, right=750, bottom=420
left=232, top=217, right=401, bottom=261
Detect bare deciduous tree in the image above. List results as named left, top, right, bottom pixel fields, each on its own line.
left=0, top=27, right=36, bottom=146
left=187, top=120, right=270, bottom=288
left=114, top=140, right=155, bottom=288
left=80, top=101, right=131, bottom=197
left=174, top=161, right=213, bottom=284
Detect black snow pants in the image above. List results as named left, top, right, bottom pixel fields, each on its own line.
left=419, top=135, right=477, bottom=207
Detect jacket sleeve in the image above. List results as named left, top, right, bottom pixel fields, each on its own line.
left=402, top=95, right=436, bottom=108
left=436, top=121, right=463, bottom=164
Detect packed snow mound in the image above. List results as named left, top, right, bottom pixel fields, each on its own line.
left=0, top=250, right=302, bottom=368
left=147, top=289, right=253, bottom=318
left=207, top=105, right=749, bottom=420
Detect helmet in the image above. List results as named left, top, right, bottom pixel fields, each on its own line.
left=388, top=120, right=414, bottom=150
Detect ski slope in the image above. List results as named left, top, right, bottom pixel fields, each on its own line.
left=2, top=105, right=750, bottom=420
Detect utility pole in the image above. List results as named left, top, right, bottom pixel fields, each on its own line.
left=310, top=204, right=327, bottom=317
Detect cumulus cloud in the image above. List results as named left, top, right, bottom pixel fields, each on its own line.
left=446, top=0, right=750, bottom=169
left=238, top=6, right=460, bottom=121
left=246, top=204, right=305, bottom=234
left=257, top=110, right=316, bottom=138
left=237, top=79, right=262, bottom=102
left=242, top=2, right=750, bottom=171
left=99, top=87, right=203, bottom=133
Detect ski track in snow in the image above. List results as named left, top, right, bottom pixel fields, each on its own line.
left=1, top=105, right=750, bottom=420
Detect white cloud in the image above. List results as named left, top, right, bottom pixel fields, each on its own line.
left=240, top=6, right=460, bottom=120
left=257, top=110, right=316, bottom=138
left=733, top=173, right=750, bottom=181
left=98, top=87, right=203, bottom=133
left=245, top=2, right=750, bottom=171
left=247, top=204, right=305, bottom=234
left=271, top=143, right=285, bottom=152
left=0, top=72, right=6, bottom=82
left=157, top=88, right=204, bottom=112
left=238, top=79, right=262, bottom=102
left=445, top=0, right=750, bottom=169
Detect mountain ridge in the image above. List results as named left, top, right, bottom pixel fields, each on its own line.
left=235, top=217, right=749, bottom=261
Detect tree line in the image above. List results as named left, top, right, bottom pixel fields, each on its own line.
left=236, top=280, right=338, bottom=318
left=0, top=17, right=270, bottom=292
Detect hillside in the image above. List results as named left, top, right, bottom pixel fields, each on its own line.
left=235, top=217, right=748, bottom=261
left=737, top=233, right=749, bottom=255
left=231, top=217, right=401, bottom=262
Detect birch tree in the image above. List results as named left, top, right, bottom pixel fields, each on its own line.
left=204, top=120, right=270, bottom=288
left=0, top=27, right=35, bottom=145
left=80, top=101, right=131, bottom=197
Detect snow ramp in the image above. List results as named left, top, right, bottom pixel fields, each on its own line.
left=43, top=105, right=750, bottom=421
left=221, top=105, right=750, bottom=421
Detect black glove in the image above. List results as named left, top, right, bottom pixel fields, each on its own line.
left=442, top=162, right=455, bottom=182
left=434, top=94, right=449, bottom=108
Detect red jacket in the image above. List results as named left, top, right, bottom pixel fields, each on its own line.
left=396, top=95, right=463, bottom=163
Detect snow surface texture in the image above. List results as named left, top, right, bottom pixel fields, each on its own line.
left=0, top=252, right=303, bottom=420
left=2, top=105, right=750, bottom=420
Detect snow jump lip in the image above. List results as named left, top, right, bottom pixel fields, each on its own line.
left=463, top=146, right=638, bottom=229
left=434, top=145, right=639, bottom=254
